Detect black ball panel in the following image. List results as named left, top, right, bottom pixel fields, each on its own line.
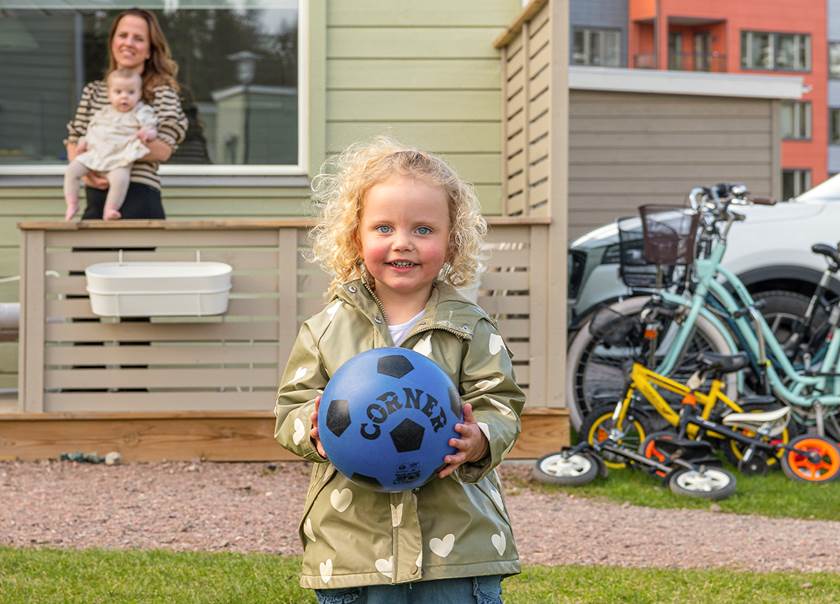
left=377, top=354, right=414, bottom=378
left=389, top=417, right=425, bottom=452
left=325, top=399, right=352, bottom=437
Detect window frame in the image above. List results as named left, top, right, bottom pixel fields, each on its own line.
left=740, top=30, right=811, bottom=72
left=830, top=108, right=840, bottom=145
left=782, top=168, right=811, bottom=200
left=780, top=100, right=812, bottom=140
left=830, top=41, right=840, bottom=79
left=571, top=26, right=622, bottom=68
left=0, top=2, right=310, bottom=180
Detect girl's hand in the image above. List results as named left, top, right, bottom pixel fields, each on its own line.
left=309, top=396, right=327, bottom=459
left=83, top=171, right=109, bottom=190
left=438, top=403, right=489, bottom=479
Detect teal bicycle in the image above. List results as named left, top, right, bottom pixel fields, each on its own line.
left=568, top=184, right=840, bottom=438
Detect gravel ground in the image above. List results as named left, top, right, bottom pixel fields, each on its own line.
left=2, top=460, right=839, bottom=573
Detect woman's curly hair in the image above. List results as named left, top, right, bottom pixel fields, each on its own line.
left=309, top=136, right=487, bottom=295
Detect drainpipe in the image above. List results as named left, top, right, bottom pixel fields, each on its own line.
left=655, top=0, right=661, bottom=69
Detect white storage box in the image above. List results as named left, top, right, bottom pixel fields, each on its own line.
left=85, top=261, right=233, bottom=317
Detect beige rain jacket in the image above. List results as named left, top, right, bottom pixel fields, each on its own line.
left=274, top=279, right=525, bottom=589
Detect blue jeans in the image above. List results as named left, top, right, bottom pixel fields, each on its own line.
left=315, top=575, right=503, bottom=604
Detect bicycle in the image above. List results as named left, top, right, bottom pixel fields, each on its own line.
left=580, top=351, right=791, bottom=470
left=640, top=369, right=840, bottom=483
left=532, top=424, right=737, bottom=500
left=568, top=184, right=840, bottom=438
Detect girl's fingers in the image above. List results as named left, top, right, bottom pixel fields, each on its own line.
left=462, top=403, right=474, bottom=422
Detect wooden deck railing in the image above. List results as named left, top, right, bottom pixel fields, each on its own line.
left=16, top=219, right=561, bottom=414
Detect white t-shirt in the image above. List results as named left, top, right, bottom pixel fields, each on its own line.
left=388, top=310, right=425, bottom=346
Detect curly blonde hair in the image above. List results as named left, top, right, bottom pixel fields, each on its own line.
left=309, top=137, right=487, bottom=294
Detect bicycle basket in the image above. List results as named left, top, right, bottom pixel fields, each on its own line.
left=617, top=216, right=674, bottom=288
left=639, top=205, right=700, bottom=266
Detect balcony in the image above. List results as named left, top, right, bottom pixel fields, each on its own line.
left=634, top=52, right=727, bottom=72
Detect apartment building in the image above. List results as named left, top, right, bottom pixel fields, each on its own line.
left=571, top=0, right=824, bottom=199
left=828, top=0, right=840, bottom=176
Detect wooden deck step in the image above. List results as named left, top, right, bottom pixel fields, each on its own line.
left=0, top=407, right=568, bottom=462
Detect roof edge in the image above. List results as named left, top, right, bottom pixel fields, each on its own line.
left=569, top=66, right=804, bottom=100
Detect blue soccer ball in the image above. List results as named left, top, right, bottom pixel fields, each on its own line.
left=318, top=347, right=463, bottom=492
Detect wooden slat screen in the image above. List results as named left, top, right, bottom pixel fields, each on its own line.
left=37, top=228, right=297, bottom=412
left=18, top=223, right=540, bottom=412
left=500, top=0, right=551, bottom=217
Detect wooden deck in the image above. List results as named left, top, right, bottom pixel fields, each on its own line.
left=0, top=407, right=568, bottom=462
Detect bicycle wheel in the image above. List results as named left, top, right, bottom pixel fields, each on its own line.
left=721, top=403, right=794, bottom=469
left=567, top=295, right=737, bottom=430
left=752, top=290, right=815, bottom=352
left=668, top=467, right=737, bottom=500
left=580, top=403, right=652, bottom=470
left=532, top=450, right=600, bottom=486
left=780, top=434, right=840, bottom=483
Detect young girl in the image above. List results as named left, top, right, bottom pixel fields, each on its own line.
left=64, top=68, right=157, bottom=221
left=274, top=137, right=525, bottom=603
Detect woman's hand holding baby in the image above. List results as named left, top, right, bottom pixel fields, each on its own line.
left=67, top=140, right=108, bottom=191
left=438, top=403, right=490, bottom=479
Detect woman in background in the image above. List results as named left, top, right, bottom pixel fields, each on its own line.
left=65, top=8, right=187, bottom=220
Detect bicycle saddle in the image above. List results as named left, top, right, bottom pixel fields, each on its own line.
left=695, top=352, right=749, bottom=374
left=722, top=406, right=789, bottom=436
left=811, top=243, right=840, bottom=271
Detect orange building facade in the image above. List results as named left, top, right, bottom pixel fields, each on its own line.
left=627, top=0, right=826, bottom=193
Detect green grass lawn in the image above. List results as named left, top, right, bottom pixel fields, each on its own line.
left=519, top=464, right=840, bottom=521
left=1, top=547, right=838, bottom=603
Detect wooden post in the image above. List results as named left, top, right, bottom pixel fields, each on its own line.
left=18, top=230, right=46, bottom=412
left=527, top=225, right=548, bottom=405
left=522, top=20, right=531, bottom=216
left=276, top=228, right=299, bottom=385
left=500, top=44, right=509, bottom=216
left=545, top=0, right=569, bottom=408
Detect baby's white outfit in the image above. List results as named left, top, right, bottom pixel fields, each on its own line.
left=75, top=102, right=157, bottom=172
left=64, top=102, right=157, bottom=217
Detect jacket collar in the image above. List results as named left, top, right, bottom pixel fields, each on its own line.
left=334, top=279, right=486, bottom=340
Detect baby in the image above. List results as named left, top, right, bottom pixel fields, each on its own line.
left=64, top=68, right=158, bottom=221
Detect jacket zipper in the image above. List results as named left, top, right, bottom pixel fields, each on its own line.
left=362, top=280, right=389, bottom=325
left=361, top=281, right=471, bottom=342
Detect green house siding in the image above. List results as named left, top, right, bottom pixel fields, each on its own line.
left=324, top=0, right=520, bottom=215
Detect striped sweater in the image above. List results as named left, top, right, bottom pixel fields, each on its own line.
left=66, top=80, right=188, bottom=191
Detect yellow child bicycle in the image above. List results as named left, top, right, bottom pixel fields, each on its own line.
left=580, top=351, right=790, bottom=470
left=575, top=351, right=840, bottom=482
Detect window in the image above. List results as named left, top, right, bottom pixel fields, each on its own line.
left=782, top=169, right=811, bottom=200
left=741, top=31, right=810, bottom=71
left=572, top=28, right=621, bottom=67
left=0, top=2, right=304, bottom=175
left=830, top=42, right=840, bottom=78
left=668, top=32, right=682, bottom=70
left=780, top=101, right=811, bottom=140
left=830, top=109, right=840, bottom=144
